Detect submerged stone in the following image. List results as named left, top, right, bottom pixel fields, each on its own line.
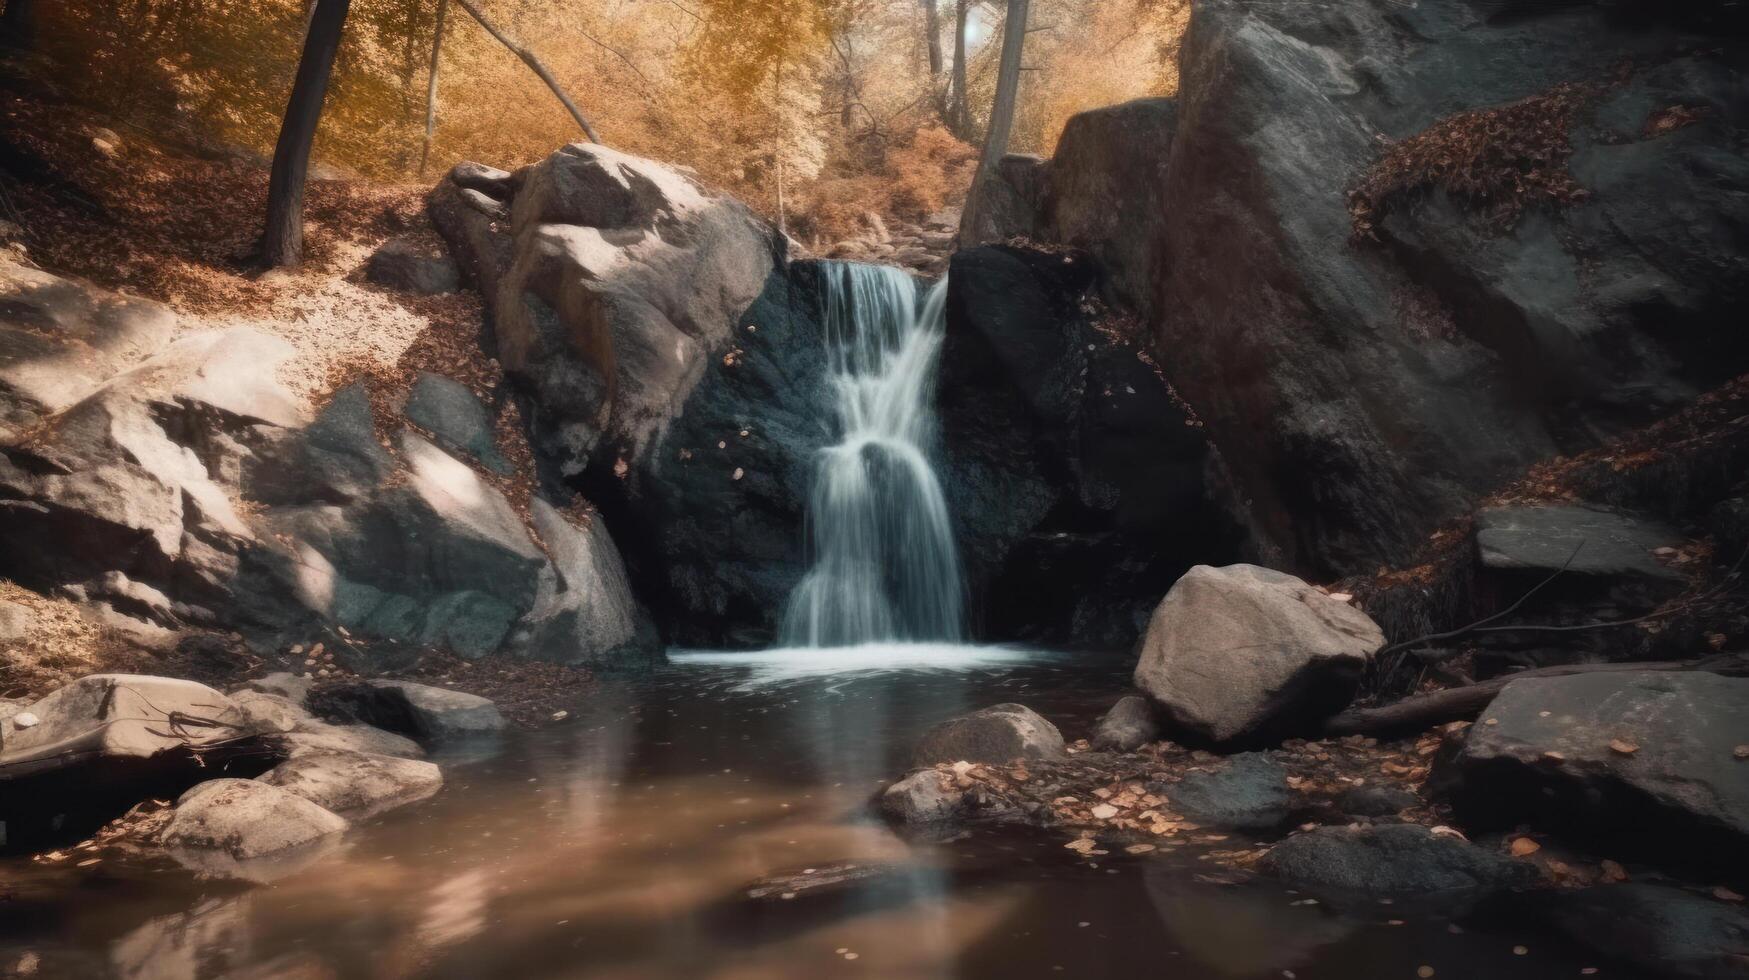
left=911, top=703, right=1066, bottom=767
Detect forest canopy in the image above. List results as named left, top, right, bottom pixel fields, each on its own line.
left=35, top=0, right=1185, bottom=241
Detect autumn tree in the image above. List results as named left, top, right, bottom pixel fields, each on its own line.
left=959, top=0, right=1028, bottom=243
left=262, top=0, right=352, bottom=267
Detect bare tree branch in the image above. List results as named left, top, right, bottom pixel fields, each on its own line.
left=453, top=0, right=601, bottom=143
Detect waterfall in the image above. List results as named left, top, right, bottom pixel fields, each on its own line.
left=780, top=262, right=965, bottom=648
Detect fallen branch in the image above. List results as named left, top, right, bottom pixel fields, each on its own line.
left=1324, top=653, right=1749, bottom=737
left=454, top=0, right=600, bottom=144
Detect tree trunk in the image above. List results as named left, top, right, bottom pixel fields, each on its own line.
left=0, top=0, right=37, bottom=48
left=453, top=0, right=599, bottom=144
left=948, top=0, right=970, bottom=136
left=922, top=0, right=943, bottom=75
left=419, top=0, right=449, bottom=178
left=958, top=0, right=1028, bottom=245
left=1321, top=654, right=1749, bottom=737
left=262, top=0, right=352, bottom=268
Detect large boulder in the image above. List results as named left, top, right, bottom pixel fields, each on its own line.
left=0, top=257, right=655, bottom=667
left=1030, top=2, right=1749, bottom=577
left=258, top=749, right=442, bottom=818
left=0, top=675, right=258, bottom=768
left=0, top=324, right=305, bottom=620
left=432, top=147, right=838, bottom=647
left=161, top=778, right=347, bottom=860
left=1438, top=670, right=1749, bottom=866
left=1134, top=565, right=1384, bottom=743
left=911, top=703, right=1066, bottom=767
left=487, top=142, right=777, bottom=478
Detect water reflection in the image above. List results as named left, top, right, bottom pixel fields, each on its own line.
left=0, top=654, right=1645, bottom=979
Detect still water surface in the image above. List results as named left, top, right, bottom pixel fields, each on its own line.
left=0, top=649, right=1647, bottom=979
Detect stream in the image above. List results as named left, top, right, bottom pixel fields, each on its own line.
left=0, top=648, right=1650, bottom=979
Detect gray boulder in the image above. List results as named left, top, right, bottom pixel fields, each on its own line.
left=1337, top=784, right=1420, bottom=818
left=366, top=238, right=460, bottom=295
left=1261, top=824, right=1532, bottom=898
left=161, top=778, right=347, bottom=859
left=1, top=675, right=258, bottom=768
left=1475, top=503, right=1686, bottom=587
left=1540, top=884, right=1749, bottom=979
left=258, top=749, right=442, bottom=818
left=403, top=372, right=509, bottom=474
left=1091, top=695, right=1163, bottom=752
left=1134, top=565, right=1383, bottom=743
left=879, top=770, right=970, bottom=826
left=1158, top=752, right=1292, bottom=833
left=489, top=142, right=777, bottom=477
left=1044, top=1, right=1749, bottom=577
left=512, top=498, right=657, bottom=667
left=911, top=703, right=1065, bottom=767
left=0, top=326, right=305, bottom=611
left=1440, top=670, right=1749, bottom=866
left=323, top=679, right=507, bottom=743
left=279, top=722, right=424, bottom=761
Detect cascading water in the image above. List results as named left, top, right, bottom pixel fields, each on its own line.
left=779, top=262, right=965, bottom=648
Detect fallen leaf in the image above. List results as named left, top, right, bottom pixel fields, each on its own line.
left=1600, top=859, right=1628, bottom=882
left=1715, top=886, right=1745, bottom=903
left=1510, top=837, right=1542, bottom=857
left=1608, top=739, right=1639, bottom=756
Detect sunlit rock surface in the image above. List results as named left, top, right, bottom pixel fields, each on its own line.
left=1134, top=564, right=1383, bottom=744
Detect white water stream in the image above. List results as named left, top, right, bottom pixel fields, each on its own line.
left=779, top=262, right=966, bottom=647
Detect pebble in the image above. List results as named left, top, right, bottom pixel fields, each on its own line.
left=12, top=712, right=39, bottom=730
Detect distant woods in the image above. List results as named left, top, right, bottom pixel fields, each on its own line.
left=25, top=0, right=1185, bottom=254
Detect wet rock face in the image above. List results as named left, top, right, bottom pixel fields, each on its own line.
left=1133, top=565, right=1384, bottom=744
left=574, top=263, right=834, bottom=649
left=1438, top=670, right=1749, bottom=867
left=1538, top=883, right=1749, bottom=979
left=911, top=703, right=1067, bottom=768
left=1031, top=1, right=1749, bottom=578
left=939, top=245, right=1245, bottom=648
left=1260, top=824, right=1532, bottom=899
